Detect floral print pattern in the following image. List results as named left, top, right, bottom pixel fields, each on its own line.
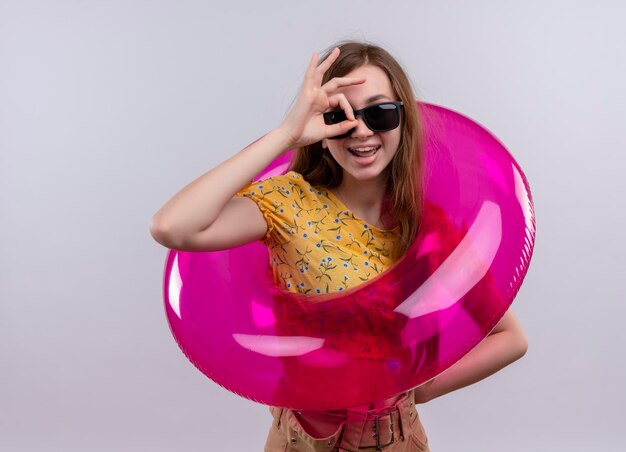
left=236, top=171, right=400, bottom=294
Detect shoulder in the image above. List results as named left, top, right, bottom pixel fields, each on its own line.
left=262, top=171, right=317, bottom=196
left=237, top=171, right=319, bottom=206
left=255, top=171, right=309, bottom=188
left=280, top=171, right=312, bottom=188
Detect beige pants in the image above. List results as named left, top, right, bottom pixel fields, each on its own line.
left=264, top=391, right=429, bottom=451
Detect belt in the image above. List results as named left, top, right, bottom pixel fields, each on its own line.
left=272, top=391, right=416, bottom=452
left=338, top=394, right=414, bottom=451
left=356, top=412, right=398, bottom=450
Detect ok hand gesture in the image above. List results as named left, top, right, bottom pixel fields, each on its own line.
left=277, top=48, right=366, bottom=148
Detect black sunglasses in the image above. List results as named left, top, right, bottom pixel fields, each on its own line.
left=323, top=101, right=404, bottom=140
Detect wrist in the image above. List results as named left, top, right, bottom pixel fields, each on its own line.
left=273, top=122, right=301, bottom=150
left=413, top=378, right=436, bottom=404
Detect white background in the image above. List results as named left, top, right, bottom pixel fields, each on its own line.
left=2, top=1, right=625, bottom=451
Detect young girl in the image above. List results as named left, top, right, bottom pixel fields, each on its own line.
left=151, top=41, right=528, bottom=451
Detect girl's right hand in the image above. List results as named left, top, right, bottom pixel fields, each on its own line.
left=276, top=48, right=366, bottom=149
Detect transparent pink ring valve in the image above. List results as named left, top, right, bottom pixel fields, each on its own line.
left=162, top=103, right=536, bottom=410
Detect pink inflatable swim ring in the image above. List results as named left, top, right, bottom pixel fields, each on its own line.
left=162, top=103, right=536, bottom=410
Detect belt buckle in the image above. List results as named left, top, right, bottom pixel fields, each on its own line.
left=359, top=414, right=394, bottom=451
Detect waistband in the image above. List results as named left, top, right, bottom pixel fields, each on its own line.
left=271, top=390, right=418, bottom=451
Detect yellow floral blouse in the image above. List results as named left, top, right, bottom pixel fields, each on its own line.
left=235, top=171, right=401, bottom=295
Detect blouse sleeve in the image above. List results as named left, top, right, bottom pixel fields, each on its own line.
left=234, top=173, right=295, bottom=246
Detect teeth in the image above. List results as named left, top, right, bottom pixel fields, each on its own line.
left=349, top=146, right=379, bottom=153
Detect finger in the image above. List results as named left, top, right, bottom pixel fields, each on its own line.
left=322, top=76, right=367, bottom=94
left=325, top=119, right=358, bottom=139
left=328, top=93, right=355, bottom=120
left=305, top=52, right=319, bottom=78
left=316, top=47, right=340, bottom=74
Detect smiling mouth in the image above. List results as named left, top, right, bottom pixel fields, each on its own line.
left=347, top=145, right=381, bottom=157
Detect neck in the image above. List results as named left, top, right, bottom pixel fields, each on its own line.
left=333, top=174, right=388, bottom=226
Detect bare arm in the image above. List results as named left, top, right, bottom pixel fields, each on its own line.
left=149, top=48, right=364, bottom=251
left=414, top=309, right=528, bottom=404
left=149, top=129, right=293, bottom=250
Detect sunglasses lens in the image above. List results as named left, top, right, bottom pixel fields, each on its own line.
left=324, top=110, right=352, bottom=140
left=364, top=104, right=400, bottom=131
left=323, top=110, right=347, bottom=126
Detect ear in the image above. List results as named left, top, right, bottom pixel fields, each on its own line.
left=322, top=138, right=328, bottom=149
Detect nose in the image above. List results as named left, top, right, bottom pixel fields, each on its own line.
left=350, top=115, right=373, bottom=138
